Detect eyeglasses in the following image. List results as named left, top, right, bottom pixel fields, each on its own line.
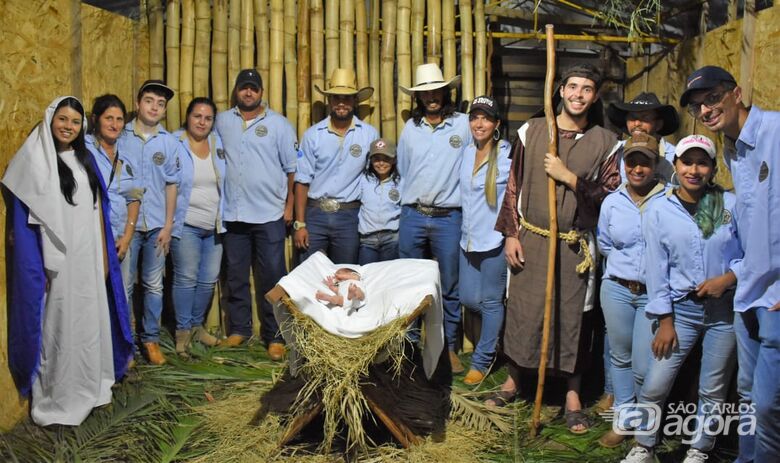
left=687, top=90, right=730, bottom=117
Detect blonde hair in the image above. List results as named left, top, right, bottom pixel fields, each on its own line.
left=484, top=140, right=500, bottom=208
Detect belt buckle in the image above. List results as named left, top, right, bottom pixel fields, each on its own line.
left=320, top=198, right=340, bottom=212
left=628, top=281, right=642, bottom=295
left=416, top=204, right=434, bottom=216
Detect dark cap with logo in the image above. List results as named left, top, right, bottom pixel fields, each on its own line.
left=469, top=95, right=500, bottom=119
left=138, top=79, right=174, bottom=101
left=679, top=66, right=737, bottom=106
left=623, top=132, right=659, bottom=159
left=369, top=138, right=397, bottom=159
left=236, top=69, right=263, bottom=90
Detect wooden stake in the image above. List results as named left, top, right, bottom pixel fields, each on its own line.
left=284, top=0, right=298, bottom=129
left=194, top=0, right=211, bottom=99
left=426, top=0, right=442, bottom=65
left=340, top=0, right=355, bottom=70
left=227, top=0, right=241, bottom=92
left=380, top=0, right=397, bottom=140
left=397, top=0, right=412, bottom=133
left=311, top=0, right=326, bottom=122
left=298, top=0, right=311, bottom=137
left=240, top=0, right=255, bottom=70
left=269, top=0, right=284, bottom=112
left=411, top=0, right=424, bottom=70
left=148, top=0, right=165, bottom=80
left=531, top=24, right=558, bottom=438
left=180, top=0, right=195, bottom=125
left=442, top=0, right=456, bottom=102
left=355, top=0, right=370, bottom=120
left=254, top=0, right=270, bottom=87
left=474, top=0, right=487, bottom=96
left=325, top=0, right=339, bottom=80
left=459, top=0, right=474, bottom=105
left=164, top=0, right=181, bottom=130
left=368, top=0, right=381, bottom=127
left=212, top=0, right=229, bottom=111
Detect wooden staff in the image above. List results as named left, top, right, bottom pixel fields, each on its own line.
left=531, top=23, right=558, bottom=438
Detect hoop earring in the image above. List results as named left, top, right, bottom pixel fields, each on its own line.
left=670, top=170, right=679, bottom=186
left=493, top=127, right=500, bottom=141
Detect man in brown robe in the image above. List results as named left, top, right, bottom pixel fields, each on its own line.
left=490, top=64, right=620, bottom=433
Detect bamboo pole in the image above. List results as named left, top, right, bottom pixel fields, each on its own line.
left=531, top=24, right=558, bottom=438
left=298, top=0, right=311, bottom=137
left=459, top=0, right=474, bottom=105
left=339, top=0, right=355, bottom=70
left=325, top=0, right=339, bottom=80
left=474, top=0, right=487, bottom=96
left=240, top=0, right=254, bottom=70
left=426, top=0, right=442, bottom=65
left=180, top=0, right=195, bottom=124
left=165, top=0, right=181, bottom=129
left=148, top=0, right=164, bottom=80
left=380, top=0, right=397, bottom=140
left=368, top=0, right=381, bottom=127
left=442, top=0, right=456, bottom=102
left=284, top=0, right=298, bottom=129
left=355, top=0, right=370, bottom=120
left=212, top=0, right=229, bottom=111
left=269, top=0, right=284, bottom=112
left=194, top=0, right=211, bottom=99
left=254, top=0, right=270, bottom=87
left=397, top=0, right=412, bottom=133
left=228, top=0, right=241, bottom=92
left=411, top=0, right=424, bottom=71
left=311, top=0, right=326, bottom=122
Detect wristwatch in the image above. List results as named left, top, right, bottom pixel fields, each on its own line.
left=293, top=220, right=307, bottom=231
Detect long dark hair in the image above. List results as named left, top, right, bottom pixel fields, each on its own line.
left=183, top=97, right=218, bottom=132
left=410, top=89, right=457, bottom=125
left=53, top=97, right=100, bottom=206
left=90, top=94, right=127, bottom=137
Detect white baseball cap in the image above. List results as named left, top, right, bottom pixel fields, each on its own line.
left=675, top=134, right=716, bottom=160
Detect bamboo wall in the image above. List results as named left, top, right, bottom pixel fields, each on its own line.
left=0, top=0, right=149, bottom=431
left=625, top=3, right=780, bottom=188
left=154, top=0, right=489, bottom=140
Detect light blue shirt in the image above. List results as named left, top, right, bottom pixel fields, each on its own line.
left=723, top=106, right=780, bottom=312
left=643, top=189, right=743, bottom=316
left=597, top=183, right=666, bottom=283
left=617, top=136, right=676, bottom=185
left=119, top=121, right=182, bottom=232
left=295, top=115, right=379, bottom=202
left=459, top=140, right=511, bottom=252
left=397, top=112, right=472, bottom=207
left=172, top=130, right=227, bottom=237
left=358, top=175, right=401, bottom=234
left=215, top=106, right=298, bottom=224
left=86, top=134, right=141, bottom=240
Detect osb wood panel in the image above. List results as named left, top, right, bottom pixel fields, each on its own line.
left=0, top=0, right=77, bottom=431
left=751, top=5, right=780, bottom=108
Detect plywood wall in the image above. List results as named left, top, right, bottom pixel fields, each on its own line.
left=0, top=0, right=148, bottom=431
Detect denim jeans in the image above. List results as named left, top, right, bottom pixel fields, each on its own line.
left=603, top=333, right=614, bottom=395
left=358, top=230, right=399, bottom=264
left=126, top=228, right=166, bottom=343
left=734, top=308, right=780, bottom=463
left=600, top=279, right=653, bottom=409
left=399, top=205, right=461, bottom=350
left=635, top=296, right=736, bottom=451
left=459, top=246, right=506, bottom=372
left=223, top=219, right=286, bottom=343
left=299, top=206, right=360, bottom=265
left=171, top=224, right=223, bottom=331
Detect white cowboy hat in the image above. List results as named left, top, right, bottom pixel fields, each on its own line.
left=314, top=68, right=374, bottom=101
left=400, top=63, right=461, bottom=94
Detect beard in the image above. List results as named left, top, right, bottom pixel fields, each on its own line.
left=237, top=98, right=262, bottom=112
left=330, top=108, right=354, bottom=122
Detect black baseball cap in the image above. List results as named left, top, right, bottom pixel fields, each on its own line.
left=236, top=69, right=263, bottom=89
left=679, top=66, right=737, bottom=106
left=469, top=95, right=500, bottom=119
left=138, top=79, right=174, bottom=101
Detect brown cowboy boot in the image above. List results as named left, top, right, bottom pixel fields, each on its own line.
left=143, top=342, right=167, bottom=365
left=175, top=329, right=192, bottom=356
left=192, top=326, right=220, bottom=347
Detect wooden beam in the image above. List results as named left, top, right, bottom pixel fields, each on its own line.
left=740, top=0, right=756, bottom=105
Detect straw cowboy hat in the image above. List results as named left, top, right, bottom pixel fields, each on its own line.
left=607, top=92, right=680, bottom=136
left=314, top=68, right=374, bottom=101
left=400, top=63, right=461, bottom=94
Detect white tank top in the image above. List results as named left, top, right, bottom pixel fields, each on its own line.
left=185, top=151, right=219, bottom=230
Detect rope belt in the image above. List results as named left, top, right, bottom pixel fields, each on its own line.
left=519, top=216, right=594, bottom=274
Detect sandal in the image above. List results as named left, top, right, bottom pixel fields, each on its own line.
left=564, top=409, right=592, bottom=435
left=483, top=390, right=518, bottom=408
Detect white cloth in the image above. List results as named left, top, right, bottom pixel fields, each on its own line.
left=333, top=278, right=367, bottom=313
left=3, top=97, right=115, bottom=426
left=184, top=150, right=219, bottom=229
left=275, top=252, right=444, bottom=379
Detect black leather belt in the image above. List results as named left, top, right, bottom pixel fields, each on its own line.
left=307, top=198, right=360, bottom=212
left=612, top=277, right=647, bottom=295
left=411, top=203, right=461, bottom=217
